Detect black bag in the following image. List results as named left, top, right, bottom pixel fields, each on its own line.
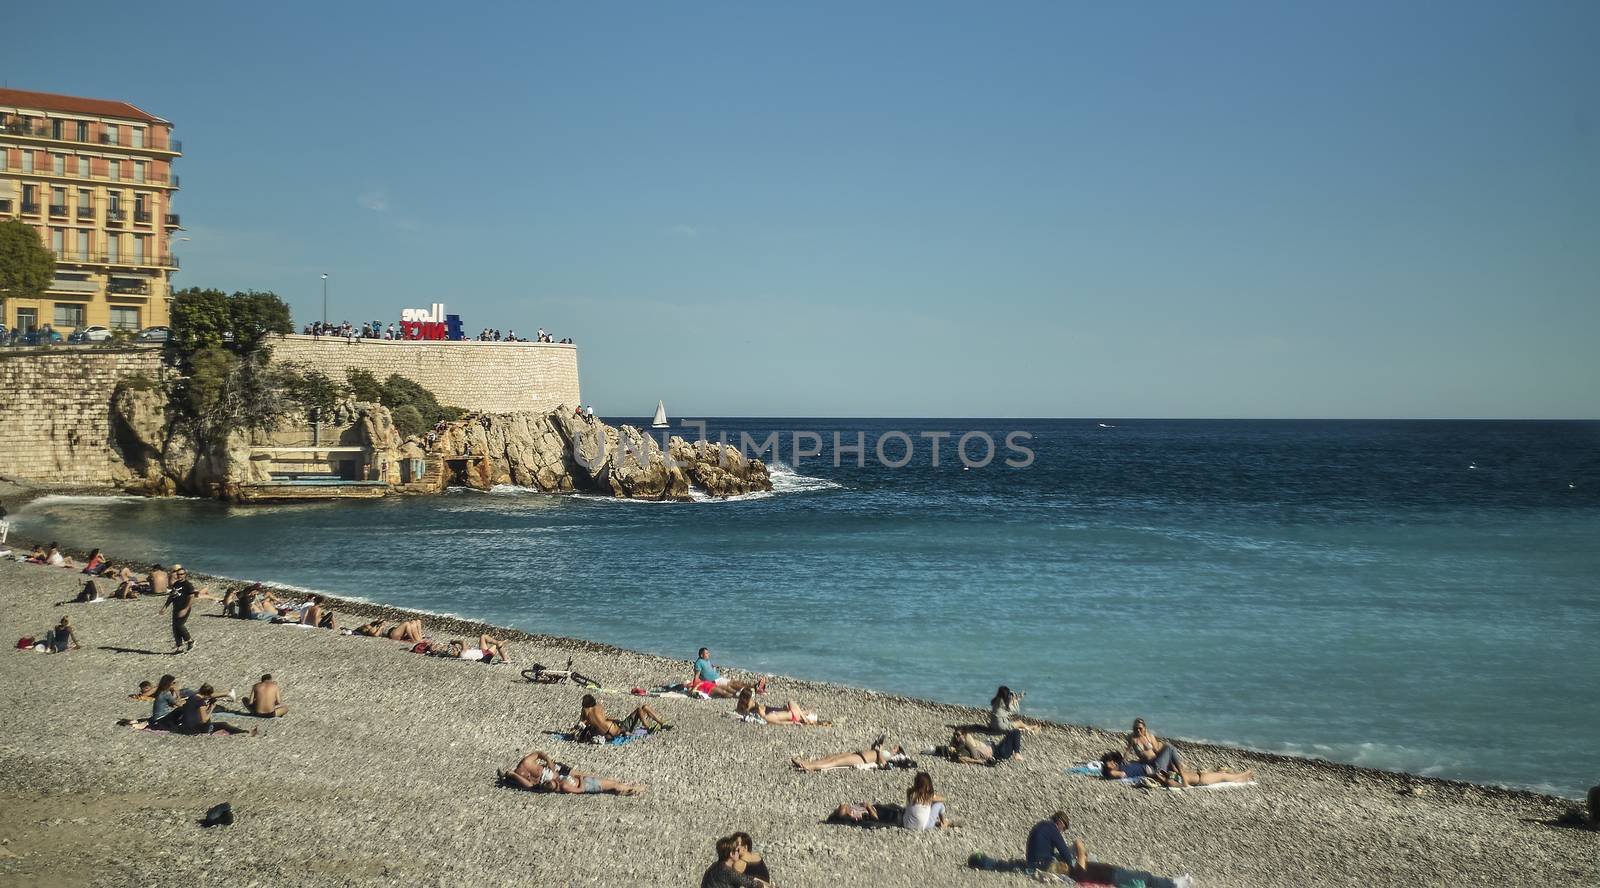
left=201, top=802, right=234, bottom=828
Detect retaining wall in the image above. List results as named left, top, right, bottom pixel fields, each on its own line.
left=0, top=345, right=163, bottom=485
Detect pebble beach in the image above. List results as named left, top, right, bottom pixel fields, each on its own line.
left=0, top=554, right=1593, bottom=888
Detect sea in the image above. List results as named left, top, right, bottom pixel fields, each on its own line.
left=11, top=419, right=1599, bottom=798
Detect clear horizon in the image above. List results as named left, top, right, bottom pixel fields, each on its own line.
left=8, top=1, right=1597, bottom=420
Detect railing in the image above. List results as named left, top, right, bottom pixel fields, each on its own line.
left=106, top=210, right=125, bottom=226
left=49, top=250, right=179, bottom=268
left=48, top=204, right=68, bottom=217
left=134, top=210, right=152, bottom=223
left=21, top=202, right=40, bottom=214
left=77, top=205, right=95, bottom=220
left=165, top=213, right=181, bottom=226
left=109, top=281, right=152, bottom=296
left=0, top=120, right=181, bottom=153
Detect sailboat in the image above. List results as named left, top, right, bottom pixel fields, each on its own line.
left=651, top=400, right=669, bottom=429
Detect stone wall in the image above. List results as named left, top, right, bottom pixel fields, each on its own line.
left=0, top=345, right=164, bottom=485
left=268, top=335, right=580, bottom=414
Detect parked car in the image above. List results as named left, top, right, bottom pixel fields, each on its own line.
left=68, top=325, right=113, bottom=344
left=135, top=326, right=170, bottom=342
left=23, top=327, right=65, bottom=345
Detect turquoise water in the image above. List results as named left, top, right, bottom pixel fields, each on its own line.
left=12, top=419, right=1599, bottom=797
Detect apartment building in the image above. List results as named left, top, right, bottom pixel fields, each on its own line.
left=0, top=88, right=182, bottom=335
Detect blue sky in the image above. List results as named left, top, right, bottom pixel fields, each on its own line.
left=8, top=1, right=1597, bottom=417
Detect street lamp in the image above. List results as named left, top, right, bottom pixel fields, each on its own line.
left=321, top=273, right=329, bottom=325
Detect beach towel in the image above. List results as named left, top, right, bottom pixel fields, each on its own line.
left=546, top=730, right=647, bottom=746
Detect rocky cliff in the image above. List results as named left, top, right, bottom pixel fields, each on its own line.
left=109, top=395, right=771, bottom=502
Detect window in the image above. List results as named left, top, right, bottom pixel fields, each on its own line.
left=51, top=229, right=64, bottom=254
left=54, top=154, right=65, bottom=175
left=77, top=189, right=92, bottom=213
left=131, top=128, right=144, bottom=148
left=21, top=151, right=33, bottom=173
left=108, top=159, right=120, bottom=180
left=22, top=184, right=37, bottom=208
left=104, top=124, right=118, bottom=146
left=132, top=235, right=147, bottom=263
left=134, top=161, right=146, bottom=183
left=106, top=232, right=119, bottom=262
left=51, top=187, right=66, bottom=213
left=51, top=119, right=63, bottom=140
left=15, top=308, right=37, bottom=334
left=110, top=307, right=140, bottom=330
left=78, top=156, right=89, bottom=177
left=76, top=230, right=90, bottom=259
left=77, top=121, right=89, bottom=142
left=54, top=304, right=86, bottom=329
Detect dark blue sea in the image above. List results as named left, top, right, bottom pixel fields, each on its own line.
left=15, top=419, right=1600, bottom=797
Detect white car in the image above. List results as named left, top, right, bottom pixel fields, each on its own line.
left=69, top=325, right=113, bottom=343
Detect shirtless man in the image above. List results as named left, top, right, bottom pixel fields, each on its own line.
left=242, top=674, right=288, bottom=718
left=498, top=750, right=644, bottom=796
left=147, top=565, right=170, bottom=597
left=301, top=595, right=336, bottom=630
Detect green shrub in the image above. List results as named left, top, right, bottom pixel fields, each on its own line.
left=391, top=404, right=427, bottom=438
left=346, top=368, right=384, bottom=403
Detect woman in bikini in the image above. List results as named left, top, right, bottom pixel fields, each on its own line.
left=499, top=750, right=644, bottom=796
left=1126, top=718, right=1183, bottom=774
left=792, top=738, right=914, bottom=771
left=735, top=687, right=827, bottom=726
left=385, top=620, right=425, bottom=642
left=580, top=695, right=670, bottom=738
left=1100, top=750, right=1253, bottom=786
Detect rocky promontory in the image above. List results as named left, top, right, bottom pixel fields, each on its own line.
left=108, top=389, right=771, bottom=502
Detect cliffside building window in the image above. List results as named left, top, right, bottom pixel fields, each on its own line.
left=110, top=306, right=140, bottom=330
left=54, top=304, right=86, bottom=329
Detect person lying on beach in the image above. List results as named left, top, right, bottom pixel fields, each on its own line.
left=1126, top=718, right=1184, bottom=773
left=735, top=687, right=827, bottom=726
left=242, top=674, right=288, bottom=718
left=176, top=684, right=255, bottom=736
left=40, top=617, right=80, bottom=653
left=498, top=750, right=644, bottom=795
left=990, top=686, right=1040, bottom=734
left=1100, top=751, right=1253, bottom=786
left=580, top=694, right=669, bottom=738
left=1026, top=810, right=1192, bottom=888
left=792, top=740, right=916, bottom=771
left=110, top=568, right=142, bottom=599
left=902, top=772, right=949, bottom=830
left=82, top=549, right=107, bottom=575
left=26, top=545, right=47, bottom=563
left=699, top=835, right=773, bottom=888
left=130, top=681, right=155, bottom=702
left=446, top=634, right=510, bottom=663
left=825, top=801, right=905, bottom=827
left=692, top=647, right=765, bottom=698
left=941, top=727, right=1022, bottom=765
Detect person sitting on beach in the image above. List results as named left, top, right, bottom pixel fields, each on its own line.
left=699, top=835, right=773, bottom=888
left=580, top=694, right=669, bottom=739
left=902, top=772, right=948, bottom=830
left=734, top=687, right=826, bottom=726
left=692, top=647, right=765, bottom=698
left=146, top=565, right=169, bottom=597
left=26, top=545, right=48, bottom=563
left=81, top=549, right=107, bottom=576
left=41, top=616, right=80, bottom=653
left=46, top=542, right=74, bottom=568
left=70, top=579, right=102, bottom=603
left=242, top=674, right=288, bottom=718
left=176, top=684, right=255, bottom=736
left=943, top=726, right=1022, bottom=765
left=149, top=674, right=182, bottom=723
left=240, top=584, right=284, bottom=621
left=990, top=686, right=1040, bottom=734
left=300, top=595, right=337, bottom=630
left=109, top=567, right=141, bottom=599
left=729, top=833, right=771, bottom=884
left=499, top=750, right=644, bottom=796
left=792, top=738, right=916, bottom=771
left=1100, top=750, right=1253, bottom=786
left=1126, top=718, right=1183, bottom=775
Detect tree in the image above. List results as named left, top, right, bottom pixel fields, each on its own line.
left=346, top=368, right=384, bottom=404
left=0, top=220, right=54, bottom=321
left=170, top=287, right=231, bottom=357
left=282, top=368, right=346, bottom=424
left=228, top=289, right=293, bottom=351
left=391, top=404, right=427, bottom=438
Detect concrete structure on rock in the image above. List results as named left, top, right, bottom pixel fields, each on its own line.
left=0, top=88, right=183, bottom=336
left=0, top=345, right=164, bottom=485
left=270, top=334, right=580, bottom=414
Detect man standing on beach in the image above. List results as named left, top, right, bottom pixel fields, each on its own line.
left=159, top=566, right=205, bottom=654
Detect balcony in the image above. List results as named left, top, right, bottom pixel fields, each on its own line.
left=164, top=213, right=181, bottom=227
left=49, top=204, right=69, bottom=217
left=52, top=250, right=180, bottom=269
left=109, top=281, right=152, bottom=296
left=0, top=119, right=181, bottom=154
left=134, top=210, right=152, bottom=224
left=21, top=202, right=41, bottom=214
left=106, top=210, right=126, bottom=226
left=98, top=133, right=119, bottom=146
left=76, top=206, right=95, bottom=221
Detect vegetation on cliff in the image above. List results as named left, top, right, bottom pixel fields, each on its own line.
left=0, top=219, right=55, bottom=320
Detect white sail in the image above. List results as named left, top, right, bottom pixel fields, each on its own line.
left=651, top=400, right=669, bottom=428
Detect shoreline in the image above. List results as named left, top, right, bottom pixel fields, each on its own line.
left=0, top=498, right=1582, bottom=808
left=1, top=520, right=1594, bottom=887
